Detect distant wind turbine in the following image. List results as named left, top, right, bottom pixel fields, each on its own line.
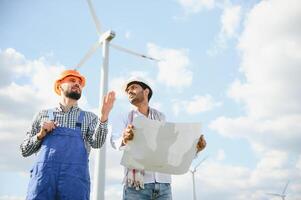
left=189, top=156, right=208, bottom=200
left=266, top=180, right=290, bottom=200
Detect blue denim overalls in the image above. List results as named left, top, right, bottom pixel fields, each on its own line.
left=26, top=110, right=90, bottom=200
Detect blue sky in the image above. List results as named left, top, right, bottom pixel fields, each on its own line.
left=1, top=0, right=301, bottom=199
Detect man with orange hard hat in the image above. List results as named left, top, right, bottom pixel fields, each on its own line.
left=21, top=69, right=115, bottom=200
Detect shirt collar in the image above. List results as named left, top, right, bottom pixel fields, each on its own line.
left=57, top=103, right=79, bottom=112
left=133, top=106, right=152, bottom=117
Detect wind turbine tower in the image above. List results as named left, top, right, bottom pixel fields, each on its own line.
left=76, top=0, right=159, bottom=199
left=189, top=156, right=208, bottom=200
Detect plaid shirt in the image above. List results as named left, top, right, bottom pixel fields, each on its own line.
left=20, top=104, right=108, bottom=157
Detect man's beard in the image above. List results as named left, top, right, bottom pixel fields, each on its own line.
left=64, top=90, right=81, bottom=100
left=129, top=91, right=144, bottom=105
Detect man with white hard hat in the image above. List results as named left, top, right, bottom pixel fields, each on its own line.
left=111, top=76, right=206, bottom=200
left=21, top=69, right=115, bottom=200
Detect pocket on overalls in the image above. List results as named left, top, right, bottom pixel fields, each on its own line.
left=27, top=164, right=53, bottom=199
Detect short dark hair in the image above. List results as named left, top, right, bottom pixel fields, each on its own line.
left=127, top=81, right=153, bottom=101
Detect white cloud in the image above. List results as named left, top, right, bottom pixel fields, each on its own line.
left=0, top=48, right=30, bottom=86
left=210, top=115, right=301, bottom=154
left=250, top=150, right=290, bottom=183
left=151, top=101, right=162, bottom=111
left=207, top=4, right=242, bottom=55
left=0, top=83, right=44, bottom=119
left=216, top=149, right=225, bottom=161
left=172, top=94, right=221, bottom=116
left=186, top=95, right=222, bottom=114
left=207, top=1, right=301, bottom=198
left=177, top=0, right=215, bottom=14
left=125, top=31, right=131, bottom=39
left=147, top=43, right=193, bottom=89
left=234, top=0, right=301, bottom=119
left=0, top=196, right=24, bottom=200
left=206, top=1, right=301, bottom=198
left=210, top=0, right=301, bottom=152
left=177, top=0, right=242, bottom=55
left=221, top=5, right=242, bottom=38
left=296, top=155, right=301, bottom=171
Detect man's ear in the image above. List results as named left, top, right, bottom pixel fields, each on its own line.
left=59, top=84, right=64, bottom=93
left=144, top=88, right=149, bottom=96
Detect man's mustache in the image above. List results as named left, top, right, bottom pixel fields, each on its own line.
left=72, top=85, right=80, bottom=90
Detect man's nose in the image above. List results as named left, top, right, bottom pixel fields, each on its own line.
left=128, top=90, right=135, bottom=95
left=74, top=82, right=81, bottom=88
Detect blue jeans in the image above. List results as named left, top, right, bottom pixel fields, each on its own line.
left=123, top=183, right=172, bottom=200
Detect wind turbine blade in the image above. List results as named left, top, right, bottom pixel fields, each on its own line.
left=86, top=0, right=102, bottom=35
left=76, top=41, right=101, bottom=69
left=282, top=180, right=290, bottom=195
left=110, top=43, right=160, bottom=62
left=266, top=193, right=282, bottom=197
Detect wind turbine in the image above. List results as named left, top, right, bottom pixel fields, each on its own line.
left=189, top=156, right=208, bottom=200
left=76, top=0, right=159, bottom=200
left=266, top=180, right=290, bottom=200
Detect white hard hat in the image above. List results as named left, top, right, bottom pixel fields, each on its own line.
left=123, top=76, right=153, bottom=99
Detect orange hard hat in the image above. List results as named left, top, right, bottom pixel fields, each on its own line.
left=54, top=69, right=86, bottom=95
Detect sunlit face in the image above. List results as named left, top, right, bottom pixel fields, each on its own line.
left=59, top=76, right=83, bottom=100
left=126, top=83, right=146, bottom=105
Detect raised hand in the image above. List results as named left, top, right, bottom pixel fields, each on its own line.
left=100, top=91, right=116, bottom=122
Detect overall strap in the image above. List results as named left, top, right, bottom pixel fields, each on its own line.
left=76, top=111, right=85, bottom=129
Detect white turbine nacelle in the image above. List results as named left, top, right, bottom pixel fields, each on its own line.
left=98, top=30, right=115, bottom=43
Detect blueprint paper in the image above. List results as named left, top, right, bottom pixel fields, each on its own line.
left=120, top=116, right=201, bottom=174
